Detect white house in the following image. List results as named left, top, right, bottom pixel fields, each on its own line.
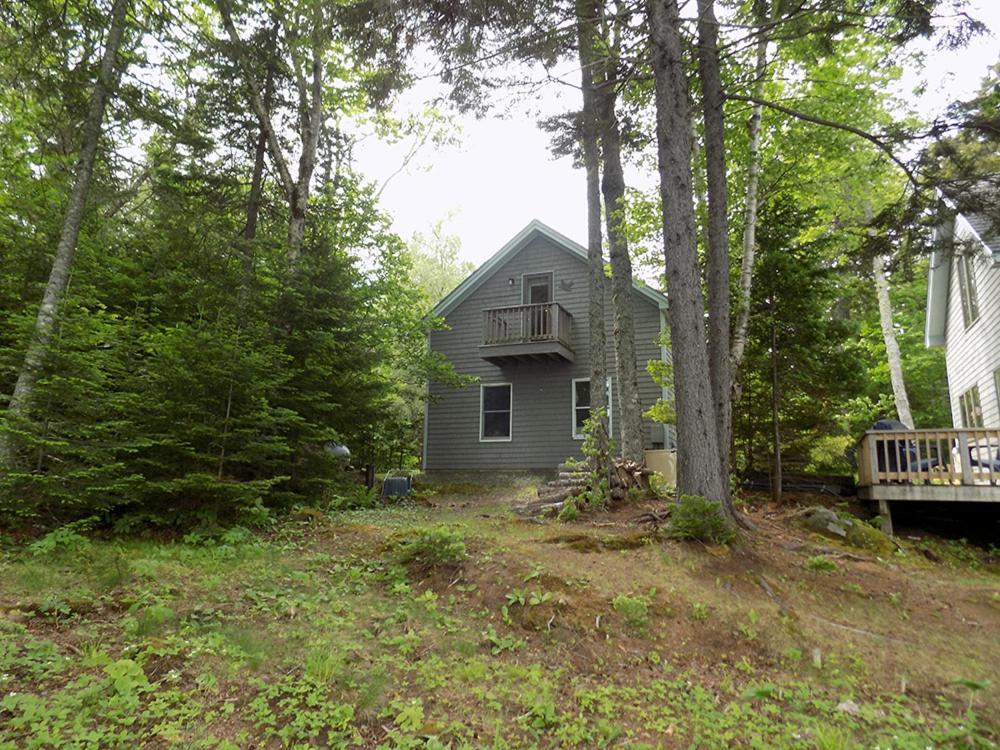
left=925, top=201, right=1000, bottom=428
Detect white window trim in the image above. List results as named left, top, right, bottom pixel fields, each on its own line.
left=520, top=271, right=555, bottom=304
left=571, top=377, right=612, bottom=440
left=956, top=252, right=980, bottom=329
left=480, top=382, right=512, bottom=442
left=959, top=384, right=984, bottom=428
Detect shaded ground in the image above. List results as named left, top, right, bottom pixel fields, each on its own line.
left=1, top=485, right=998, bottom=748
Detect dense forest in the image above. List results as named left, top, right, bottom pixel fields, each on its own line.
left=1, top=0, right=998, bottom=531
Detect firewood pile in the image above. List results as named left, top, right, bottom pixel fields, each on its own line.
left=512, top=458, right=654, bottom=517
left=609, top=458, right=652, bottom=501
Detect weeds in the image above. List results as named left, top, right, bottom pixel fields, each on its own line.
left=389, top=525, right=467, bottom=567
left=805, top=556, right=838, bottom=573
left=612, top=592, right=652, bottom=628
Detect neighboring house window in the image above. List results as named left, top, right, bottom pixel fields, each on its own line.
left=480, top=383, right=512, bottom=441
left=572, top=378, right=612, bottom=439
left=995, top=368, right=1000, bottom=420
left=956, top=252, right=980, bottom=328
left=958, top=384, right=984, bottom=428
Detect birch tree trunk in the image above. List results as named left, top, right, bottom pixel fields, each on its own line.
left=216, top=0, right=323, bottom=262
left=730, top=0, right=768, bottom=415
left=695, top=0, right=732, bottom=473
left=595, top=41, right=645, bottom=464
left=648, top=0, right=734, bottom=522
left=873, top=254, right=914, bottom=428
left=576, top=0, right=608, bottom=460
left=1, top=0, right=131, bottom=469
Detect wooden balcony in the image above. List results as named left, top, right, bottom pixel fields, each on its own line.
left=479, top=302, right=574, bottom=364
left=857, top=428, right=1000, bottom=534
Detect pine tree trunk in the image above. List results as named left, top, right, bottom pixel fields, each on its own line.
left=731, top=0, right=768, bottom=395
left=695, top=0, right=732, bottom=473
left=873, top=254, right=914, bottom=428
left=576, top=0, right=608, bottom=461
left=1, top=0, right=130, bottom=469
left=595, top=63, right=644, bottom=464
left=647, top=0, right=734, bottom=521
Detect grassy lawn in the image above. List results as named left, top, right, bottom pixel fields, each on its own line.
left=1, top=485, right=998, bottom=748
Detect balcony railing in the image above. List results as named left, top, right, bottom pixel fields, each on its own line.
left=482, top=302, right=573, bottom=350
left=857, top=428, right=1000, bottom=488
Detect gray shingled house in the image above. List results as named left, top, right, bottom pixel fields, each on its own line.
left=423, top=220, right=671, bottom=471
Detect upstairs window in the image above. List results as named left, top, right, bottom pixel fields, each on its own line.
left=480, top=384, right=512, bottom=441
left=959, top=384, right=984, bottom=428
left=956, top=252, right=980, bottom=328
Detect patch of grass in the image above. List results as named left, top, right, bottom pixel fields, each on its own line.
left=805, top=555, right=838, bottom=573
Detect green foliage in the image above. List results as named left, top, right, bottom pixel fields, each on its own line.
left=611, top=592, right=651, bottom=628
left=27, top=518, right=95, bottom=556
left=247, top=674, right=356, bottom=746
left=667, top=495, right=735, bottom=544
left=389, top=525, right=467, bottom=567
left=560, top=407, right=614, bottom=520
left=805, top=556, right=839, bottom=573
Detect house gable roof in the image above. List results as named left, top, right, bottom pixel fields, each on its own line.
left=432, top=219, right=667, bottom=318
left=925, top=209, right=1000, bottom=347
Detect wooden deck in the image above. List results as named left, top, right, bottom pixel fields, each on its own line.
left=479, top=302, right=574, bottom=363
left=856, top=428, right=1000, bottom=534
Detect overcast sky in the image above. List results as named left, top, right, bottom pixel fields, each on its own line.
left=354, top=4, right=1000, bottom=268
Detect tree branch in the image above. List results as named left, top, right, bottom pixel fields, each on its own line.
left=213, top=0, right=296, bottom=203
left=726, top=92, right=918, bottom=186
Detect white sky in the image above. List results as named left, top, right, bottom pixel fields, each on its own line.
left=355, top=3, right=1000, bottom=268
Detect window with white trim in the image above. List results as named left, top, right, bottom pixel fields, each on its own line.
left=995, top=368, right=1000, bottom=420
left=480, top=384, right=512, bottom=441
left=956, top=252, right=980, bottom=328
left=959, top=384, right=984, bottom=428
left=572, top=378, right=612, bottom=439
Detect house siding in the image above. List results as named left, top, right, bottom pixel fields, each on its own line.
left=426, top=233, right=666, bottom=470
left=944, top=218, right=1000, bottom=428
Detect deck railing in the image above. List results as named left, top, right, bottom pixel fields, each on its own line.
left=482, top=302, right=573, bottom=350
left=857, top=428, right=1000, bottom=487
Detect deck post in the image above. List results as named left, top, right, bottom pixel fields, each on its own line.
left=957, top=432, right=973, bottom=485
left=878, top=499, right=894, bottom=537
left=867, top=433, right=880, bottom=484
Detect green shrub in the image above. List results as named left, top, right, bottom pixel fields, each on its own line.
left=27, top=518, right=96, bottom=556
left=389, top=525, right=466, bottom=567
left=558, top=497, right=579, bottom=522
left=612, top=593, right=651, bottom=628
left=667, top=495, right=735, bottom=544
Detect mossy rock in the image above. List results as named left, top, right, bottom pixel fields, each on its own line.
left=844, top=521, right=895, bottom=555
left=798, top=506, right=894, bottom=555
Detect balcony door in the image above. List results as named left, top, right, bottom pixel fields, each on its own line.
left=522, top=273, right=553, bottom=340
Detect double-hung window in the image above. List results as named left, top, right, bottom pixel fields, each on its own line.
left=959, top=384, right=984, bottom=428
left=572, top=378, right=612, bottom=439
left=956, top=252, right=980, bottom=328
left=480, top=383, right=512, bottom=441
